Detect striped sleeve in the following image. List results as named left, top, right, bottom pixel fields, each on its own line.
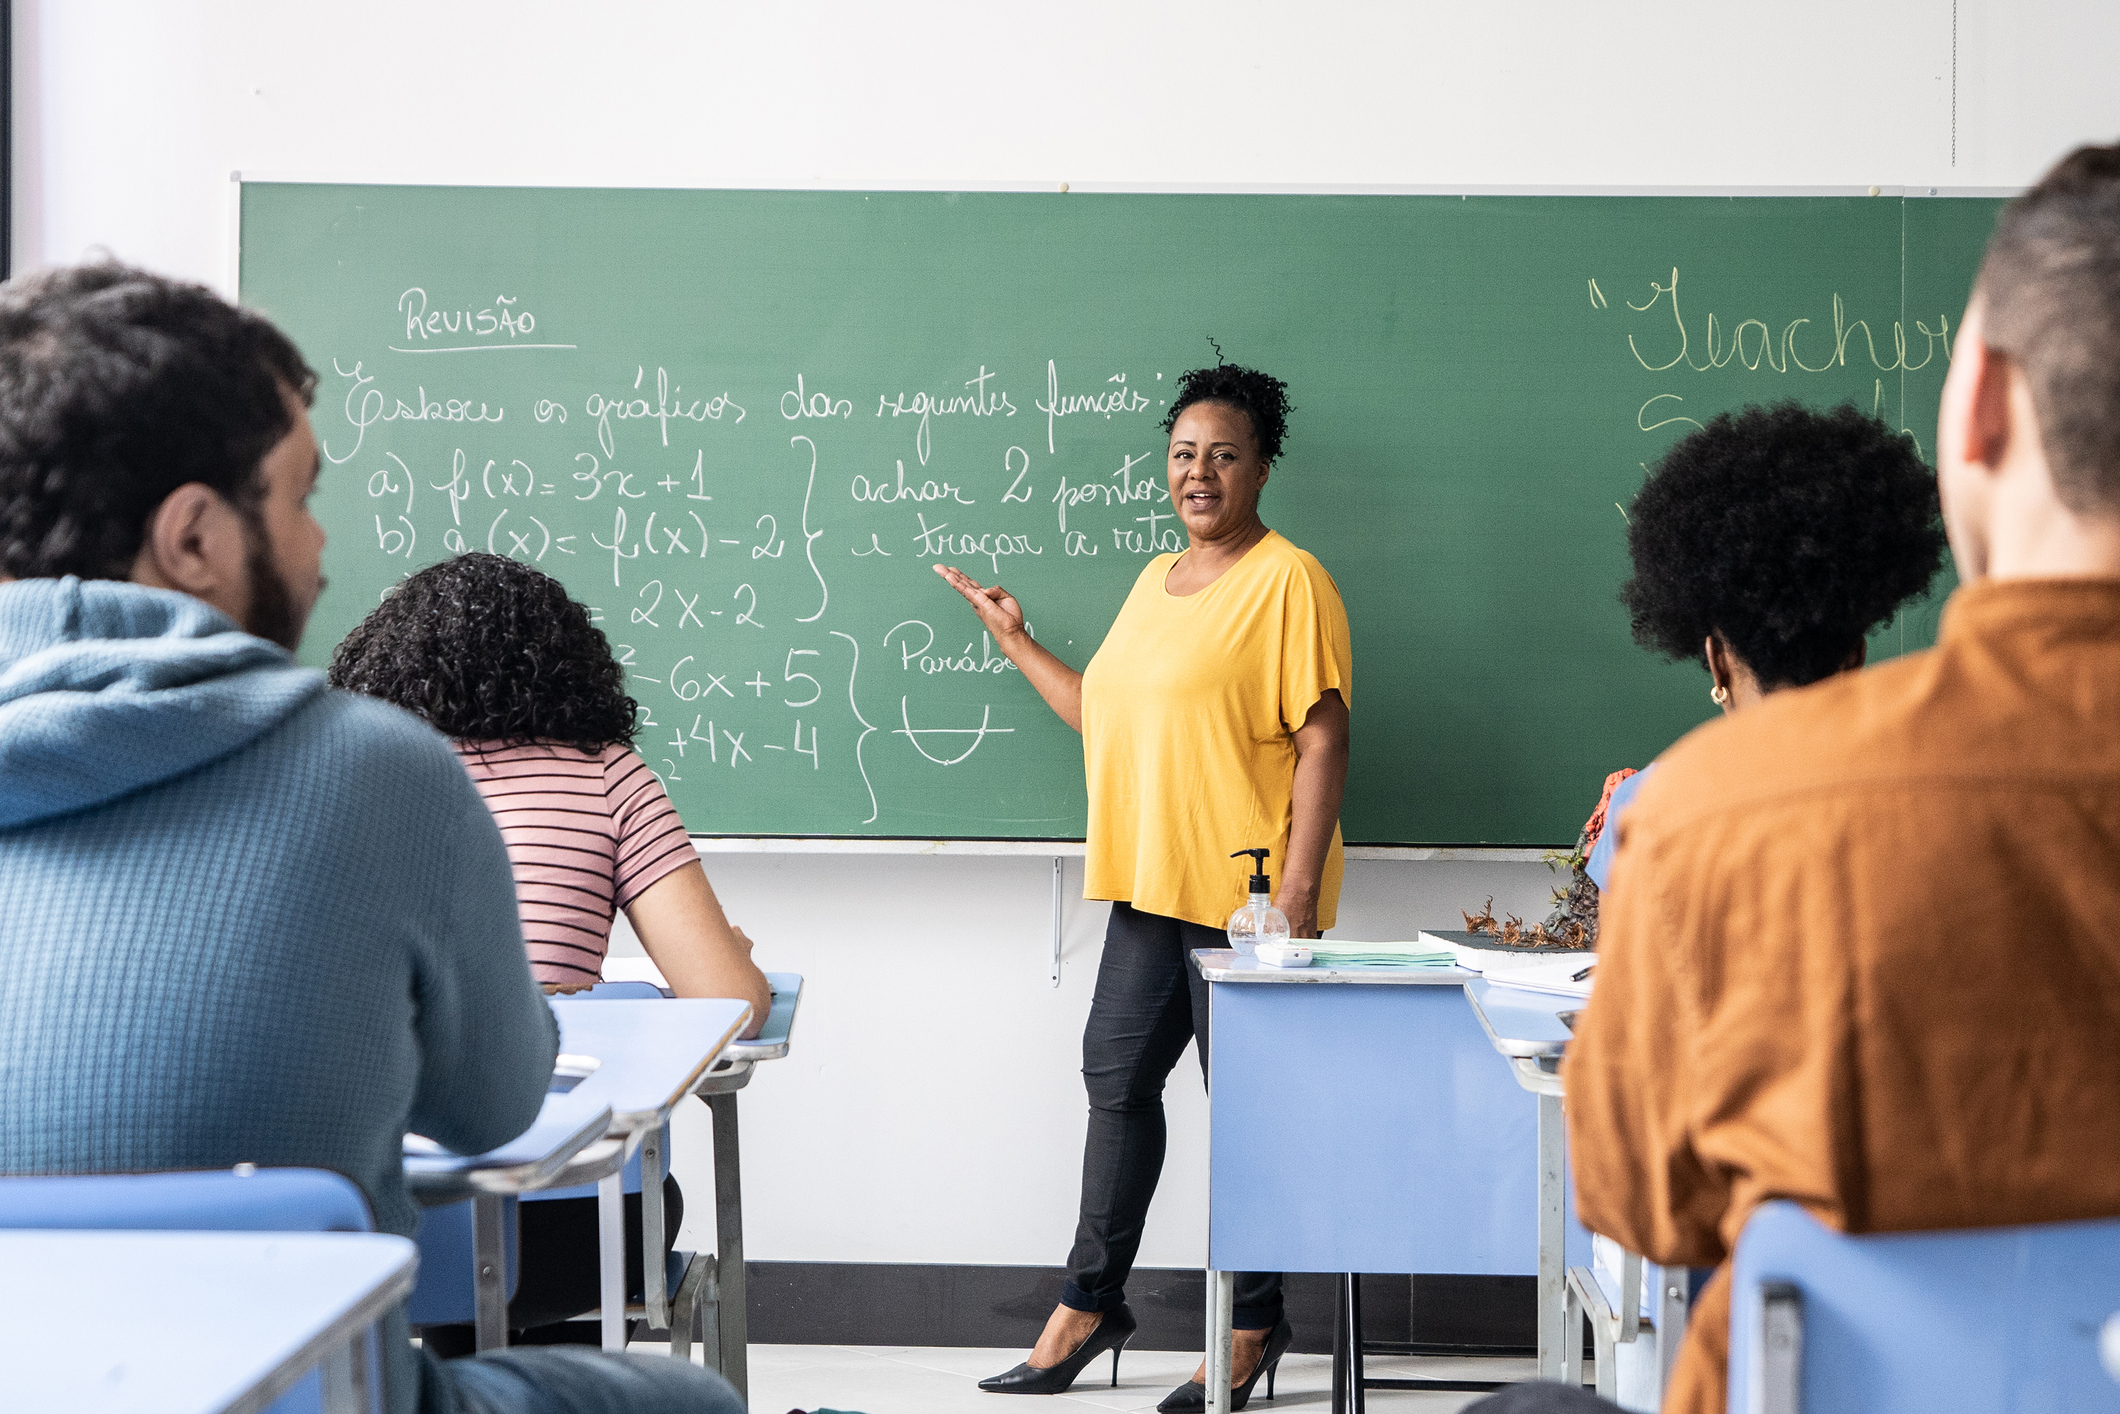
left=603, top=745, right=699, bottom=908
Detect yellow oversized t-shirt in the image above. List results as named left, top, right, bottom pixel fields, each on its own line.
left=1079, top=531, right=1353, bottom=930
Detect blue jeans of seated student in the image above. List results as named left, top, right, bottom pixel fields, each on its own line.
left=425, top=1344, right=746, bottom=1414
left=1061, top=902, right=1284, bottom=1332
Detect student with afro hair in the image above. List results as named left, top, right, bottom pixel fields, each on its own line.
left=1579, top=402, right=1947, bottom=893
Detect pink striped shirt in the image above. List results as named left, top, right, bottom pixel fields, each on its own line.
left=453, top=741, right=697, bottom=987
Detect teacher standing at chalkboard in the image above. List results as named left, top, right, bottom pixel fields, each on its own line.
left=937, top=364, right=1352, bottom=1411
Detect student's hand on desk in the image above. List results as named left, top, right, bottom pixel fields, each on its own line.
left=933, top=563, right=1026, bottom=642
left=544, top=982, right=595, bottom=995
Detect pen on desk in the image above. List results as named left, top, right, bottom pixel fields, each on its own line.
left=1572, top=963, right=1596, bottom=982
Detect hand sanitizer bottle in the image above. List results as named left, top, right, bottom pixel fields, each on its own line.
left=1226, top=848, right=1290, bottom=956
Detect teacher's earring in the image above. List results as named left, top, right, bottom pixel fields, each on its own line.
left=1710, top=684, right=1730, bottom=706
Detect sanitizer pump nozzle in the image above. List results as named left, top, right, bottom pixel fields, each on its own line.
left=1225, top=848, right=1291, bottom=956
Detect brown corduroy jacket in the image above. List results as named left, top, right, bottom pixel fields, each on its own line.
left=1565, top=578, right=2120, bottom=1414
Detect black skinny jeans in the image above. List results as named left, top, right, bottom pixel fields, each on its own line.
left=1060, top=902, right=1283, bottom=1331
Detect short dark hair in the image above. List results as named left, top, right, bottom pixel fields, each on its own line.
left=328, top=553, right=640, bottom=751
left=1977, top=141, right=2120, bottom=511
left=1619, top=402, right=1947, bottom=690
left=0, top=262, right=316, bottom=580
left=1160, top=362, right=1293, bottom=463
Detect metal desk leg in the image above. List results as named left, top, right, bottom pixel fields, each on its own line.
left=1537, top=1090, right=1565, bottom=1381
left=1347, top=1275, right=1367, bottom=1414
left=319, top=1332, right=360, bottom=1414
left=473, top=1194, right=509, bottom=1352
left=709, top=1089, right=749, bottom=1401
left=1206, top=1269, right=1234, bottom=1414
left=1658, top=1267, right=1690, bottom=1394
left=599, top=1170, right=626, bottom=1351
left=642, top=1126, right=669, bottom=1332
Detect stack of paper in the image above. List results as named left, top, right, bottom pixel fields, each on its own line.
left=1302, top=940, right=1459, bottom=969
left=1488, top=955, right=1597, bottom=1000
left=1418, top=930, right=1594, bottom=976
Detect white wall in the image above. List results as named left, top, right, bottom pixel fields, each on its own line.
left=18, top=0, right=2120, bottom=1271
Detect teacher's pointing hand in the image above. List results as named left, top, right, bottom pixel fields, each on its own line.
left=932, top=562, right=1084, bottom=732
left=932, top=563, right=1026, bottom=641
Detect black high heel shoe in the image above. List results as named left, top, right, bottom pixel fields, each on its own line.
left=978, top=1304, right=1137, bottom=1395
left=1155, top=1317, right=1294, bottom=1413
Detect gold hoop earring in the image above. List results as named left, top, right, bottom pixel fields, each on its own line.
left=1710, top=684, right=1730, bottom=706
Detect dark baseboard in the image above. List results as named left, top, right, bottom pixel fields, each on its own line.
left=746, top=1262, right=1535, bottom=1356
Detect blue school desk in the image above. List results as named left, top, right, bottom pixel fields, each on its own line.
left=550, top=996, right=753, bottom=1354
left=2, top=1228, right=414, bottom=1414
left=1465, top=977, right=1685, bottom=1407
left=1195, top=951, right=1585, bottom=1414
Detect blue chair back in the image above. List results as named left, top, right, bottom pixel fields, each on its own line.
left=0, top=1169, right=380, bottom=1414
left=0, top=1167, right=372, bottom=1232
left=1731, top=1200, right=2120, bottom=1413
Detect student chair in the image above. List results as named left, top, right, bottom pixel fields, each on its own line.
left=0, top=1167, right=385, bottom=1414
left=1729, top=1200, right=2120, bottom=1414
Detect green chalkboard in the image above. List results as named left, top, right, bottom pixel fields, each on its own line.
left=240, top=185, right=2004, bottom=844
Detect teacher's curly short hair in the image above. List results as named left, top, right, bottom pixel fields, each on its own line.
left=1162, top=363, right=1293, bottom=463
left=1619, top=402, right=1946, bottom=690
left=328, top=552, right=639, bottom=750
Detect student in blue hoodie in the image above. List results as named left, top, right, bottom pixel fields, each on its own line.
left=0, top=264, right=742, bottom=1414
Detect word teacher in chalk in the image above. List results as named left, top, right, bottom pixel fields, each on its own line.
left=936, top=363, right=1352, bottom=1411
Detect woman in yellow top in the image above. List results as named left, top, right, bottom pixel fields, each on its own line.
left=936, top=363, right=1352, bottom=1412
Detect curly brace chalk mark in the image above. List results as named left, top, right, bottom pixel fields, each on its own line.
left=790, top=436, right=829, bottom=623
left=830, top=629, right=880, bottom=825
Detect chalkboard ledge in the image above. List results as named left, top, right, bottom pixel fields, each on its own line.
left=687, top=837, right=1556, bottom=863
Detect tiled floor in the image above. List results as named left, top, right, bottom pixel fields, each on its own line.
left=727, top=1343, right=1538, bottom=1414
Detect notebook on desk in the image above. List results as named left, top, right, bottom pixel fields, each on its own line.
left=1418, top=929, right=1594, bottom=977
left=1300, top=940, right=1458, bottom=969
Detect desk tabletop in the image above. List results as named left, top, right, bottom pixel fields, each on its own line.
left=2, top=1229, right=414, bottom=1414
left=551, top=996, right=752, bottom=1131
left=404, top=1089, right=612, bottom=1202
left=1192, top=949, right=1475, bottom=987
left=1464, top=976, right=1579, bottom=1058
left=724, top=971, right=803, bottom=1062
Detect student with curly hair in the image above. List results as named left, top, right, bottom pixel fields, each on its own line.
left=936, top=363, right=1352, bottom=1410
left=330, top=552, right=771, bottom=1354
left=330, top=552, right=771, bottom=1020
left=1579, top=403, right=1947, bottom=892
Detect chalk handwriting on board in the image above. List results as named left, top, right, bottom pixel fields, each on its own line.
left=875, top=366, right=1017, bottom=465
left=394, top=288, right=573, bottom=354
left=1035, top=362, right=1152, bottom=453
left=1615, top=268, right=1955, bottom=377
left=586, top=366, right=745, bottom=456
left=320, top=299, right=1195, bottom=830
left=789, top=436, right=830, bottom=623
left=1601, top=266, right=1958, bottom=455
left=895, top=698, right=1015, bottom=766
left=322, top=359, right=504, bottom=464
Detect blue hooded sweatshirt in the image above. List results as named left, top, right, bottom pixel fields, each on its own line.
left=0, top=578, right=558, bottom=1414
